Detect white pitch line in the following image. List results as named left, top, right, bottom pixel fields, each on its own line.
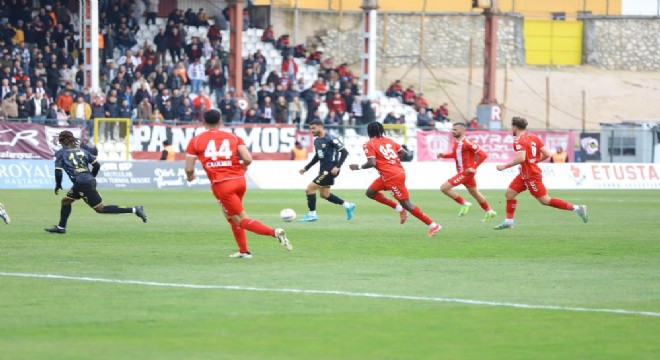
left=1, top=272, right=659, bottom=318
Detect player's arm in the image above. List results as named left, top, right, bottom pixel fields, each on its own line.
left=160, top=149, right=168, bottom=160
left=336, top=148, right=348, bottom=168
left=91, top=160, right=100, bottom=177
left=351, top=156, right=376, bottom=170
left=300, top=153, right=319, bottom=174
left=496, top=150, right=526, bottom=171
left=437, top=151, right=455, bottom=159
left=54, top=168, right=63, bottom=194
left=473, top=148, right=488, bottom=167
left=237, top=144, right=252, bottom=169
left=539, top=146, right=552, bottom=162
left=185, top=155, right=197, bottom=181
left=331, top=148, right=349, bottom=175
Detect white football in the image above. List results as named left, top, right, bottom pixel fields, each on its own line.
left=280, top=208, right=296, bottom=222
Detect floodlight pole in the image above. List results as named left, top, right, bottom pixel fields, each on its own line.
left=82, top=0, right=100, bottom=92
left=227, top=0, right=245, bottom=97
left=476, top=0, right=502, bottom=129
left=361, top=0, right=379, bottom=100
left=481, top=2, right=498, bottom=105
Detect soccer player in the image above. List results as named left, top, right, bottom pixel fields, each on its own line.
left=0, top=202, right=9, bottom=224
left=436, top=122, right=497, bottom=221
left=494, top=117, right=588, bottom=230
left=185, top=109, right=292, bottom=258
left=45, top=131, right=147, bottom=234
left=298, top=119, right=355, bottom=222
left=349, top=122, right=442, bottom=236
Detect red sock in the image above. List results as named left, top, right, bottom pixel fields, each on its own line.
left=549, top=198, right=574, bottom=211
left=479, top=201, right=491, bottom=211
left=228, top=219, right=249, bottom=253
left=239, top=218, right=275, bottom=237
left=454, top=195, right=465, bottom=205
left=506, top=199, right=517, bottom=219
left=373, top=192, right=398, bottom=209
left=410, top=206, right=433, bottom=225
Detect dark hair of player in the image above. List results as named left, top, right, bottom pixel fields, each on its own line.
left=511, top=116, right=528, bottom=130
left=367, top=121, right=386, bottom=138
left=453, top=122, right=467, bottom=128
left=203, top=109, right=222, bottom=124
left=309, top=119, right=323, bottom=127
left=58, top=131, right=79, bottom=148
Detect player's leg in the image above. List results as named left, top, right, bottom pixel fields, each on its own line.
left=532, top=181, right=588, bottom=223
left=0, top=202, right=9, bottom=224
left=45, top=192, right=77, bottom=233
left=394, top=180, right=440, bottom=236
left=218, top=179, right=292, bottom=252
left=399, top=198, right=441, bottom=236
left=87, top=189, right=147, bottom=222
left=441, top=174, right=472, bottom=216
left=466, top=182, right=497, bottom=221
left=495, top=176, right=525, bottom=230
left=300, top=180, right=321, bottom=221
left=366, top=178, right=407, bottom=224
left=212, top=182, right=251, bottom=257
left=318, top=174, right=355, bottom=220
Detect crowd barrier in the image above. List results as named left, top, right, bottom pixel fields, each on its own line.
left=1, top=160, right=657, bottom=190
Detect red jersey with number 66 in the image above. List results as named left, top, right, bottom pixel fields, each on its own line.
left=363, top=137, right=405, bottom=181
left=514, top=132, right=544, bottom=179
left=186, top=128, right=246, bottom=183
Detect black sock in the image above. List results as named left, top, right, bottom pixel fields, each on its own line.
left=58, top=204, right=72, bottom=228
left=101, top=205, right=133, bottom=214
left=306, top=193, right=317, bottom=211
left=326, top=193, right=344, bottom=205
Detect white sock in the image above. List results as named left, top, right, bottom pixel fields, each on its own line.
left=132, top=208, right=136, bottom=213
left=572, top=205, right=579, bottom=211
left=428, top=222, right=438, bottom=229
left=395, top=205, right=403, bottom=212
left=309, top=211, right=317, bottom=216
left=342, top=202, right=352, bottom=209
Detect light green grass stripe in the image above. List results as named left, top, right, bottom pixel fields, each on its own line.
left=2, top=271, right=659, bottom=318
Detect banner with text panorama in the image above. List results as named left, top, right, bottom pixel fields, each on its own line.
left=416, top=130, right=576, bottom=162
left=131, top=124, right=313, bottom=160
left=0, top=122, right=87, bottom=160
left=2, top=160, right=657, bottom=190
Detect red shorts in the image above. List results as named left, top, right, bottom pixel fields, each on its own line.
left=370, top=173, right=409, bottom=201
left=211, top=177, right=246, bottom=216
left=448, top=171, right=477, bottom=188
left=509, top=174, right=547, bottom=198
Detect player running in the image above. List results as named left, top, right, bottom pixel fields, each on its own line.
left=298, top=119, right=356, bottom=222
left=436, top=122, right=497, bottom=221
left=494, top=116, right=588, bottom=230
left=349, top=122, right=442, bottom=236
left=45, top=131, right=147, bottom=234
left=0, top=202, right=9, bottom=224
left=185, top=109, right=292, bottom=258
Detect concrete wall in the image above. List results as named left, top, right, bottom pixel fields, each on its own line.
left=272, top=8, right=660, bottom=71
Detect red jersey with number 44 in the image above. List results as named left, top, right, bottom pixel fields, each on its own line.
left=442, top=137, right=487, bottom=172
left=363, top=137, right=405, bottom=181
left=514, top=132, right=544, bottom=179
left=186, top=128, right=246, bottom=183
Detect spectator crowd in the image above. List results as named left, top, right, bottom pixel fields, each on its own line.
left=0, top=0, right=457, bottom=140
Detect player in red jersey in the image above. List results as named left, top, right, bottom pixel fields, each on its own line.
left=494, top=116, right=588, bottom=229
left=349, top=122, right=441, bottom=236
left=185, top=109, right=292, bottom=258
left=437, top=122, right=497, bottom=221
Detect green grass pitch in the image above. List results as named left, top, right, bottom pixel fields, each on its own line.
left=0, top=189, right=658, bottom=359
